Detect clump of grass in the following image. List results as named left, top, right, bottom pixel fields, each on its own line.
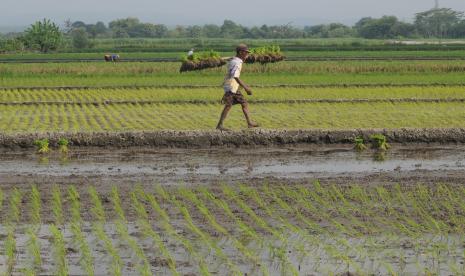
left=58, top=138, right=69, bottom=153
left=49, top=224, right=69, bottom=276
left=180, top=50, right=225, bottom=72
left=246, top=45, right=285, bottom=64
left=34, top=138, right=49, bottom=154
left=370, top=134, right=390, bottom=150
left=354, top=136, right=367, bottom=151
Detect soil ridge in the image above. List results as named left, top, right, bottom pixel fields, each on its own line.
left=1, top=128, right=465, bottom=149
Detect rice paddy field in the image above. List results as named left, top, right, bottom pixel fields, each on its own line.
left=1, top=45, right=465, bottom=275
left=2, top=182, right=465, bottom=275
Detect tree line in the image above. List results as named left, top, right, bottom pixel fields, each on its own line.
left=1, top=7, right=464, bottom=52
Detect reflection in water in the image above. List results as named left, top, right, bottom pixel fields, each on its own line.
left=1, top=145, right=464, bottom=179
left=373, top=151, right=387, bottom=162
left=37, top=156, right=49, bottom=165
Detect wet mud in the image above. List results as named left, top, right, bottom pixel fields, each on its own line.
left=2, top=128, right=465, bottom=149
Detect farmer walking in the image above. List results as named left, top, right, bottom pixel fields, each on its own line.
left=216, top=44, right=259, bottom=131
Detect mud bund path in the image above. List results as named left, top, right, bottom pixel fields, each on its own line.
left=1, top=128, right=465, bottom=149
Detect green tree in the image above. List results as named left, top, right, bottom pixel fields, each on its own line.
left=186, top=25, right=203, bottom=38
left=203, top=24, right=221, bottom=38
left=23, top=18, right=62, bottom=52
left=221, top=20, right=244, bottom=38
left=415, top=8, right=463, bottom=38
left=71, top=28, right=90, bottom=49
left=0, top=37, right=25, bottom=52
left=94, top=21, right=107, bottom=35
left=358, top=16, right=399, bottom=38
left=450, top=20, right=465, bottom=38
left=153, top=24, right=168, bottom=38
left=109, top=17, right=140, bottom=30
left=390, top=21, right=416, bottom=37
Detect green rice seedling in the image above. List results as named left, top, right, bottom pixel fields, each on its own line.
left=3, top=188, right=22, bottom=275
left=88, top=187, right=105, bottom=222
left=68, top=186, right=81, bottom=222
left=370, top=134, right=390, bottom=151
left=58, top=138, right=69, bottom=153
left=250, top=184, right=333, bottom=269
left=8, top=188, right=22, bottom=224
left=166, top=189, right=242, bottom=276
left=246, top=45, right=285, bottom=64
left=180, top=50, right=225, bottom=72
left=297, top=185, right=355, bottom=236
left=26, top=228, right=42, bottom=269
left=264, top=185, right=324, bottom=235
left=88, top=188, right=122, bottom=276
left=178, top=187, right=269, bottom=276
left=34, top=138, right=50, bottom=154
left=5, top=230, right=17, bottom=275
left=2, top=100, right=465, bottom=133
left=222, top=185, right=283, bottom=241
left=143, top=189, right=211, bottom=275
left=68, top=186, right=95, bottom=276
left=354, top=136, right=367, bottom=151
left=285, top=186, right=367, bottom=268
left=222, top=185, right=299, bottom=275
left=30, top=185, right=41, bottom=225
left=199, top=186, right=287, bottom=272
left=52, top=186, right=64, bottom=226
left=114, top=220, right=152, bottom=276
left=92, top=223, right=122, bottom=276
left=110, top=187, right=151, bottom=276
left=49, top=224, right=69, bottom=276
left=391, top=186, right=425, bottom=236
left=199, top=186, right=265, bottom=247
left=110, top=187, right=126, bottom=221
left=24, top=186, right=43, bottom=275
left=130, top=189, right=179, bottom=276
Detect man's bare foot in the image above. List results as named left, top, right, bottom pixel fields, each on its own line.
left=248, top=123, right=259, bottom=128
left=216, top=126, right=231, bottom=131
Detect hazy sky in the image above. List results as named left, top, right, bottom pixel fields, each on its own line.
left=1, top=0, right=464, bottom=28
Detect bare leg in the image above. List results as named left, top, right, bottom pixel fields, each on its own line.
left=216, top=105, right=232, bottom=130
left=241, top=102, right=259, bottom=128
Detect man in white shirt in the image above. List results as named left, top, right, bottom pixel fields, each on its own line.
left=216, top=44, right=259, bottom=131
left=187, top=48, right=194, bottom=60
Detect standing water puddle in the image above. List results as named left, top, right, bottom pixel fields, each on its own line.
left=0, top=144, right=464, bottom=182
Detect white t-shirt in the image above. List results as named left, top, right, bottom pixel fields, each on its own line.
left=223, top=57, right=243, bottom=93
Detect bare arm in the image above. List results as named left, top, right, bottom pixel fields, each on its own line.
left=234, top=77, right=252, bottom=95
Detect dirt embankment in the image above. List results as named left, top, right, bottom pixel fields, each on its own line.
left=1, top=128, right=465, bottom=149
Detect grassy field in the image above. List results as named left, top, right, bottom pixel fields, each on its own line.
left=1, top=86, right=465, bottom=104
left=0, top=59, right=465, bottom=133
left=1, top=50, right=465, bottom=61
left=2, top=61, right=465, bottom=88
left=0, top=100, right=464, bottom=132
left=1, top=182, right=464, bottom=275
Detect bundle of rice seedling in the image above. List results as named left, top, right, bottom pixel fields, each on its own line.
left=245, top=45, right=285, bottom=64
left=179, top=50, right=226, bottom=73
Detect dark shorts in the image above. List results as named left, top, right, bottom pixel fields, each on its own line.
left=221, top=91, right=247, bottom=106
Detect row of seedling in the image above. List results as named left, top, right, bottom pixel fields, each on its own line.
left=354, top=133, right=390, bottom=151
left=245, top=46, right=285, bottom=64
left=179, top=50, right=226, bottom=72
left=2, top=183, right=465, bottom=274
left=34, top=138, right=69, bottom=154
left=179, top=46, right=285, bottom=72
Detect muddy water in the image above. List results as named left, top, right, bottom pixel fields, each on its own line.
left=0, top=144, right=464, bottom=185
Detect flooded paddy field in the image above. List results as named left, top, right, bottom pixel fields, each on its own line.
left=1, top=144, right=465, bottom=275
left=0, top=144, right=464, bottom=186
